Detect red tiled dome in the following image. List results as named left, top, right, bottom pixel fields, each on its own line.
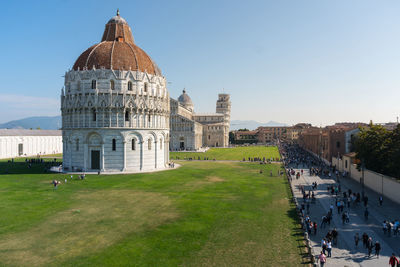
left=73, top=11, right=161, bottom=76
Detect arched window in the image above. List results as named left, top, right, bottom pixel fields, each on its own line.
left=131, top=139, right=136, bottom=150
left=92, top=109, right=96, bottom=121
left=160, top=138, right=162, bottom=149
left=76, top=139, right=79, bottom=151
left=148, top=114, right=151, bottom=123
left=128, top=81, right=132, bottom=91
left=125, top=110, right=129, bottom=121
left=148, top=139, right=152, bottom=150
left=91, top=80, right=96, bottom=89
left=77, top=80, right=81, bottom=90
left=110, top=80, right=115, bottom=90
left=112, top=139, right=116, bottom=151
left=144, top=83, right=148, bottom=93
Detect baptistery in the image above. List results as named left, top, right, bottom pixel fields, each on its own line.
left=61, top=11, right=170, bottom=172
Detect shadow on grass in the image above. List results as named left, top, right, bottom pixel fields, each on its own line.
left=0, top=161, right=61, bottom=175
left=286, top=196, right=313, bottom=265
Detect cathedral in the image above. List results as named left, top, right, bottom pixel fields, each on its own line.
left=61, top=11, right=170, bottom=172
left=61, top=11, right=231, bottom=173
left=170, top=90, right=231, bottom=151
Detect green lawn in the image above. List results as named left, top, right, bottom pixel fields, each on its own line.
left=170, top=146, right=281, bottom=161
left=0, top=156, right=307, bottom=266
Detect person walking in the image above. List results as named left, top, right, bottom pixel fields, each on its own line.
left=321, top=239, right=327, bottom=255
left=332, top=228, right=338, bottom=246
left=374, top=241, right=381, bottom=258
left=362, top=232, right=368, bottom=248
left=326, top=240, right=332, bottom=258
left=319, top=251, right=327, bottom=267
left=367, top=237, right=373, bottom=257
left=364, top=207, right=369, bottom=221
left=354, top=233, right=360, bottom=247
left=389, top=253, right=399, bottom=267
left=313, top=221, right=317, bottom=235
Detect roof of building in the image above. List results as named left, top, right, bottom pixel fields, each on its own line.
left=73, top=11, right=161, bottom=76
left=177, top=89, right=193, bottom=105
left=343, top=152, right=357, bottom=158
left=193, top=113, right=224, bottom=116
left=235, top=130, right=258, bottom=135
left=0, top=129, right=62, bottom=136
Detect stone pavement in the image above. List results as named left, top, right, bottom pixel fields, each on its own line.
left=290, top=165, right=399, bottom=267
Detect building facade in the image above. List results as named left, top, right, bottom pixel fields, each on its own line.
left=298, top=125, right=361, bottom=162
left=0, top=129, right=62, bottom=159
left=170, top=90, right=231, bottom=150
left=61, top=12, right=170, bottom=172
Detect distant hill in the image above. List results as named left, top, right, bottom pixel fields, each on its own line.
left=0, top=116, right=61, bottom=130
left=230, top=120, right=288, bottom=131
left=0, top=116, right=287, bottom=131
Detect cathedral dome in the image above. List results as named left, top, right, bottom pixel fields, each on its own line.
left=178, top=89, right=194, bottom=111
left=73, top=11, right=161, bottom=76
left=178, top=89, right=193, bottom=105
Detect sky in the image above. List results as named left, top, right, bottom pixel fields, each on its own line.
left=0, top=0, right=399, bottom=126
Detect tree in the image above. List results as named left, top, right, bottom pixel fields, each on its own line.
left=354, top=124, right=388, bottom=174
left=385, top=125, right=400, bottom=178
left=353, top=124, right=400, bottom=179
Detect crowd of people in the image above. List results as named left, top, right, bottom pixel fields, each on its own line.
left=279, top=142, right=400, bottom=266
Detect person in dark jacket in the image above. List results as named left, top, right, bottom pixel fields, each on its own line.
left=374, top=241, right=381, bottom=258
left=367, top=237, right=373, bottom=257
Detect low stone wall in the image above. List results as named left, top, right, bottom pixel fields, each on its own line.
left=284, top=168, right=316, bottom=266
left=333, top=157, right=400, bottom=205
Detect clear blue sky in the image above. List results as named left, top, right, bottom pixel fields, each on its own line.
left=1, top=0, right=399, bottom=125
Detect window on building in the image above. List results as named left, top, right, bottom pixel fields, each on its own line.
left=112, top=139, right=116, bottom=151
left=110, top=80, right=115, bottom=90
left=144, top=83, right=148, bottom=93
left=160, top=138, right=162, bottom=149
left=18, top=143, right=23, bottom=156
left=128, top=81, right=132, bottom=91
left=148, top=139, right=152, bottom=150
left=148, top=114, right=151, bottom=123
left=336, top=141, right=340, bottom=148
left=125, top=110, right=129, bottom=121
left=76, top=139, right=79, bottom=151
left=92, top=109, right=96, bottom=121
left=345, top=160, right=348, bottom=168
left=208, top=135, right=211, bottom=140
left=91, top=80, right=96, bottom=89
left=131, top=139, right=136, bottom=150
left=77, top=80, right=81, bottom=90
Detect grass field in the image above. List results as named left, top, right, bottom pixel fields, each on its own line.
left=170, top=146, right=281, bottom=161
left=0, top=155, right=308, bottom=266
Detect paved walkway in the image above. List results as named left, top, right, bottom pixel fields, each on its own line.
left=290, top=165, right=399, bottom=267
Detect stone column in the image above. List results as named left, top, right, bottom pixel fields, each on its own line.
left=82, top=108, right=85, bottom=128
left=69, top=140, right=73, bottom=170
left=95, top=109, right=98, bottom=128
left=140, top=140, right=143, bottom=170
left=154, top=138, right=157, bottom=169
left=83, top=141, right=88, bottom=171
left=122, top=140, right=127, bottom=171
left=101, top=142, right=105, bottom=172
left=109, top=108, right=112, bottom=127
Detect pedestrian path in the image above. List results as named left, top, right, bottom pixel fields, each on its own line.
left=290, top=167, right=399, bottom=267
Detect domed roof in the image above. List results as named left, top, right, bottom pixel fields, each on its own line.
left=107, top=9, right=127, bottom=24
left=73, top=11, right=161, bottom=76
left=178, top=89, right=193, bottom=105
